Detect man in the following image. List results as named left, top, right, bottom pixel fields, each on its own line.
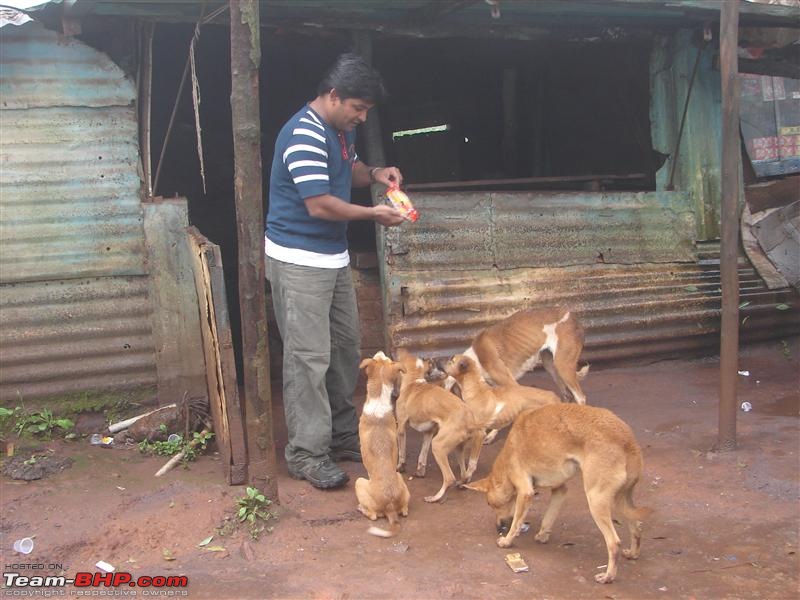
left=265, top=54, right=406, bottom=489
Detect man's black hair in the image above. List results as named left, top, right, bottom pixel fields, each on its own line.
left=316, top=53, right=387, bottom=104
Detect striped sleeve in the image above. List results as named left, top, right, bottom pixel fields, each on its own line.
left=283, top=113, right=330, bottom=199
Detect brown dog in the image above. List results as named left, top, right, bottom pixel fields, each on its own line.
left=465, top=403, right=652, bottom=584
left=395, top=350, right=484, bottom=503
left=448, top=307, right=589, bottom=404
left=445, top=354, right=560, bottom=444
left=356, top=352, right=410, bottom=537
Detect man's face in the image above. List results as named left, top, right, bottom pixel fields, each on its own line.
left=330, top=93, right=374, bottom=131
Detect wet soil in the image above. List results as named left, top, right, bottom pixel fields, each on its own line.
left=1, top=339, right=798, bottom=599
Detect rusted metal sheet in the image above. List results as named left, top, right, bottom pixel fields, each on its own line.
left=0, top=277, right=157, bottom=400
left=387, top=256, right=800, bottom=364
left=0, top=22, right=154, bottom=402
left=386, top=191, right=697, bottom=271
left=383, top=189, right=798, bottom=364
left=0, top=22, right=144, bottom=283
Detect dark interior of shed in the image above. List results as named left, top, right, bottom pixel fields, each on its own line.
left=139, top=24, right=660, bottom=374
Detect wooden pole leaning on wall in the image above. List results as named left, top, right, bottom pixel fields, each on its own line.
left=351, top=30, right=394, bottom=353
left=229, top=0, right=278, bottom=498
left=717, top=0, right=741, bottom=452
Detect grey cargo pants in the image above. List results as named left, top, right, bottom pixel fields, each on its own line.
left=265, top=256, right=361, bottom=469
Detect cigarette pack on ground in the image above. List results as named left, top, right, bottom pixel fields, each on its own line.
left=504, top=552, right=530, bottom=573
left=384, top=187, right=419, bottom=222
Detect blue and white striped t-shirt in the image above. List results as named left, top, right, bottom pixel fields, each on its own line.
left=265, top=105, right=358, bottom=257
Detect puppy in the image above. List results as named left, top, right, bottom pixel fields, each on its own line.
left=465, top=403, right=652, bottom=584
left=395, top=350, right=484, bottom=503
left=447, top=307, right=589, bottom=404
left=356, top=352, right=410, bottom=537
left=445, top=354, right=559, bottom=444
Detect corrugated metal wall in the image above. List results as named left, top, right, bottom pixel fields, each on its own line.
left=384, top=192, right=800, bottom=362
left=0, top=22, right=156, bottom=401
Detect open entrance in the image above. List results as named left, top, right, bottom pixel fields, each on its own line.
left=146, top=25, right=660, bottom=371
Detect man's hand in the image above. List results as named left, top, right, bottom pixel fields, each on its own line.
left=372, top=204, right=406, bottom=227
left=372, top=166, right=403, bottom=188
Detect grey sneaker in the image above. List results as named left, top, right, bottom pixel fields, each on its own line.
left=287, top=457, right=349, bottom=489
left=330, top=446, right=362, bottom=463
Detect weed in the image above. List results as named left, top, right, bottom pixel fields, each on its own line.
left=781, top=340, right=791, bottom=361
left=138, top=431, right=215, bottom=465
left=235, top=487, right=277, bottom=540
left=1, top=406, right=74, bottom=440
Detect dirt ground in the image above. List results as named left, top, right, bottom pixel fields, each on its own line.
left=2, top=338, right=798, bottom=600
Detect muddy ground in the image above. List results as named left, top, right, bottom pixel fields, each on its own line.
left=1, top=339, right=798, bottom=600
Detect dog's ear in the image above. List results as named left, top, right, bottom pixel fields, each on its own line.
left=463, top=477, right=491, bottom=493
left=359, top=358, right=372, bottom=370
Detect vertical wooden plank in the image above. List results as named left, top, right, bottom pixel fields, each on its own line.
left=143, top=199, right=207, bottom=405
left=206, top=244, right=248, bottom=485
left=187, top=228, right=247, bottom=485
left=717, top=0, right=741, bottom=452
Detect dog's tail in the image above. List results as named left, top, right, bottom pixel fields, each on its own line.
left=618, top=487, right=653, bottom=523
left=617, top=451, right=652, bottom=523
left=577, top=363, right=590, bottom=380
left=367, top=512, right=402, bottom=538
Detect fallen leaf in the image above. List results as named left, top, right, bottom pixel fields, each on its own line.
left=169, top=500, right=175, bottom=509
left=685, top=285, right=699, bottom=292
left=204, top=546, right=227, bottom=552
left=161, top=549, right=176, bottom=561
left=197, top=536, right=213, bottom=547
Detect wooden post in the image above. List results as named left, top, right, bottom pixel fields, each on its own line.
left=229, top=0, right=278, bottom=497
left=140, top=22, right=154, bottom=198
left=717, top=0, right=741, bottom=452
left=351, top=31, right=394, bottom=352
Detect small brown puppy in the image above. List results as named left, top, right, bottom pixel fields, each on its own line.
left=395, top=350, right=484, bottom=503
left=445, top=354, right=559, bottom=443
left=356, top=352, right=410, bottom=537
left=452, top=307, right=589, bottom=404
left=465, top=403, right=652, bottom=584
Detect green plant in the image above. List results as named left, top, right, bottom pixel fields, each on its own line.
left=781, top=340, right=791, bottom=361
left=236, top=487, right=277, bottom=540
left=138, top=431, right=215, bottom=464
left=138, top=438, right=183, bottom=457
left=3, top=406, right=74, bottom=439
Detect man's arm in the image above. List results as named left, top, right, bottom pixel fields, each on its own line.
left=305, top=194, right=406, bottom=227
left=352, top=160, right=403, bottom=189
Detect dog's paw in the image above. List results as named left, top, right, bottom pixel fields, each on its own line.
left=496, top=536, right=513, bottom=548
left=415, top=468, right=426, bottom=478
left=423, top=495, right=441, bottom=503
left=622, top=549, right=639, bottom=560
left=594, top=572, right=615, bottom=584
left=534, top=530, right=550, bottom=544
left=397, top=463, right=406, bottom=473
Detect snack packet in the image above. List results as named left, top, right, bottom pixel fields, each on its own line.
left=384, top=187, right=419, bottom=222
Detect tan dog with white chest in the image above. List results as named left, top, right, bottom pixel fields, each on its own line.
left=395, top=350, right=484, bottom=503
left=447, top=307, right=588, bottom=404
left=465, top=403, right=652, bottom=584
left=356, top=352, right=410, bottom=537
left=445, top=354, right=559, bottom=443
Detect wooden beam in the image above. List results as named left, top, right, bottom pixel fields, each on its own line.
left=405, top=173, right=648, bottom=191
left=230, top=0, right=278, bottom=497
left=717, top=0, right=741, bottom=452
